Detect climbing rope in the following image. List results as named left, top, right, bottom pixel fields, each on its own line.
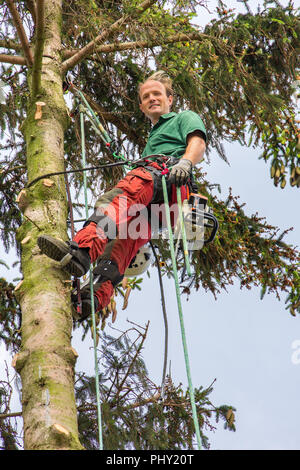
left=149, top=241, right=168, bottom=398
left=79, top=109, right=104, bottom=450
left=161, top=174, right=202, bottom=450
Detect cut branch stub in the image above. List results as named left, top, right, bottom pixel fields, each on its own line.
left=16, top=189, right=29, bottom=212
left=52, top=423, right=70, bottom=437
left=34, top=101, right=46, bottom=120
left=42, top=178, right=54, bottom=187
left=21, top=235, right=31, bottom=245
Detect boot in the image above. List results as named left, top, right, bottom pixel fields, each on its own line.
left=37, top=234, right=91, bottom=278
left=72, top=290, right=100, bottom=322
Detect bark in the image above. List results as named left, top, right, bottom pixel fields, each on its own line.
left=14, top=0, right=83, bottom=450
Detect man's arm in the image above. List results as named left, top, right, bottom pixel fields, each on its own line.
left=182, top=130, right=206, bottom=166
left=169, top=130, right=206, bottom=186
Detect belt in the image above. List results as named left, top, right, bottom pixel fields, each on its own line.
left=133, top=154, right=178, bottom=169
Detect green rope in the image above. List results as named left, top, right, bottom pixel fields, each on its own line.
left=76, top=93, right=130, bottom=171
left=76, top=88, right=111, bottom=144
left=176, top=186, right=192, bottom=277
left=80, top=110, right=104, bottom=450
left=162, top=175, right=202, bottom=450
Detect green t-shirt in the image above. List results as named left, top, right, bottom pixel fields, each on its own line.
left=142, top=110, right=206, bottom=159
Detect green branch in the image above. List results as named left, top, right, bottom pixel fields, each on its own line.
left=62, top=31, right=204, bottom=59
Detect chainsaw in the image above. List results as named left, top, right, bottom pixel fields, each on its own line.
left=174, top=193, right=219, bottom=255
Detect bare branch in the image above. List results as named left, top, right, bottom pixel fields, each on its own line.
left=24, top=0, right=37, bottom=25
left=114, top=321, right=149, bottom=402
left=31, top=0, right=45, bottom=96
left=0, top=411, right=22, bottom=420
left=62, top=0, right=159, bottom=73
left=0, top=54, right=26, bottom=65
left=5, top=0, right=33, bottom=66
left=64, top=31, right=203, bottom=60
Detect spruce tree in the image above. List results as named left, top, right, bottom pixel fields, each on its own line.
left=0, top=0, right=299, bottom=450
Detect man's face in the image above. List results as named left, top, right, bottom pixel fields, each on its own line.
left=139, top=80, right=173, bottom=124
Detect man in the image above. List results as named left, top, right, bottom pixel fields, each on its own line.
left=38, top=71, right=206, bottom=321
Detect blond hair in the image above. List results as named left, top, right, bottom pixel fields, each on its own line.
left=138, top=71, right=173, bottom=101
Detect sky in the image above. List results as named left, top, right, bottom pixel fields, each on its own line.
left=73, top=138, right=300, bottom=451
left=1, top=0, right=300, bottom=451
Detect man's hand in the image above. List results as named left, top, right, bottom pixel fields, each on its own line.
left=168, top=132, right=206, bottom=186
left=168, top=158, right=193, bottom=187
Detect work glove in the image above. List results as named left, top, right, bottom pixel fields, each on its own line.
left=168, top=158, right=193, bottom=187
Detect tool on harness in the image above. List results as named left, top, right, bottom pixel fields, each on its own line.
left=124, top=244, right=152, bottom=277
left=174, top=192, right=219, bottom=256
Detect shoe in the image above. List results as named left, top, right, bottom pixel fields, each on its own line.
left=72, top=290, right=100, bottom=322
left=37, top=234, right=91, bottom=278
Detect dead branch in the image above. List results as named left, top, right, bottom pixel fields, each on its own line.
left=114, top=321, right=150, bottom=402
left=5, top=0, right=34, bottom=66
left=62, top=0, right=159, bottom=73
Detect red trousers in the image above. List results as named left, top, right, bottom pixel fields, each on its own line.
left=74, top=166, right=187, bottom=311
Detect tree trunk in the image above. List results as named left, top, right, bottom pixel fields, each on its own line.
left=13, top=0, right=83, bottom=450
